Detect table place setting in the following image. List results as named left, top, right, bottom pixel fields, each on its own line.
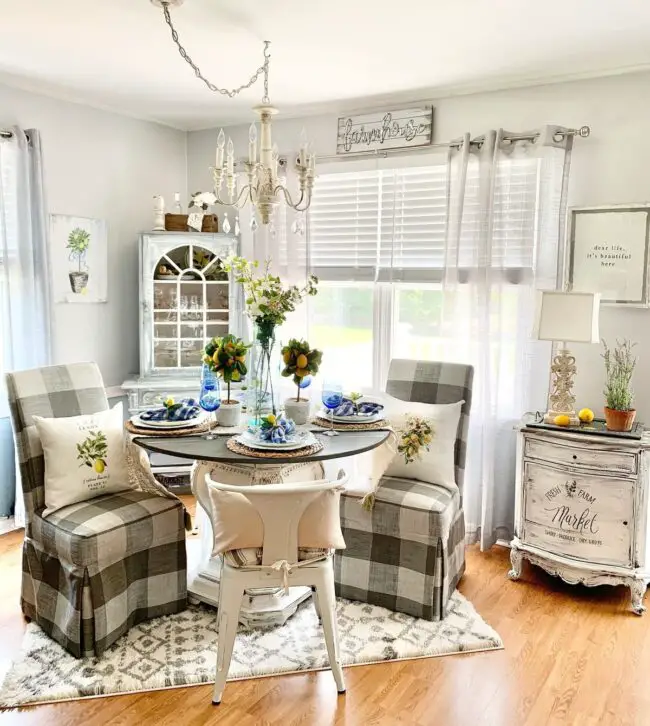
left=125, top=397, right=213, bottom=436
left=312, top=390, right=389, bottom=433
left=227, top=413, right=324, bottom=459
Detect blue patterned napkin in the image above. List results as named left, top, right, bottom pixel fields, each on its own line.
left=140, top=398, right=201, bottom=422
left=332, top=398, right=384, bottom=417
left=257, top=415, right=297, bottom=443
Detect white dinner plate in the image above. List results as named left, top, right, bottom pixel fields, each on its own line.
left=131, top=413, right=206, bottom=430
left=236, top=431, right=315, bottom=451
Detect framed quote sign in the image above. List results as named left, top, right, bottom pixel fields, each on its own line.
left=567, top=204, right=650, bottom=307
left=336, top=106, right=434, bottom=155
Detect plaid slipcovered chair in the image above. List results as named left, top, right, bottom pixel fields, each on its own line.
left=334, top=359, right=473, bottom=621
left=6, top=362, right=188, bottom=657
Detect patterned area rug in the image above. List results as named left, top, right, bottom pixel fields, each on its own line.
left=0, top=591, right=502, bottom=707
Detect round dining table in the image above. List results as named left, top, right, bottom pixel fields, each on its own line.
left=134, top=427, right=390, bottom=627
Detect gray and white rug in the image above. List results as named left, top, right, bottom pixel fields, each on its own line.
left=0, top=591, right=502, bottom=707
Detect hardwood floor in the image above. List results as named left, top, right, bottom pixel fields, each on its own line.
left=1, top=499, right=648, bottom=726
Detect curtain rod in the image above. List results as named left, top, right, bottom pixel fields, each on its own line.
left=312, top=125, right=591, bottom=163
left=1, top=129, right=31, bottom=142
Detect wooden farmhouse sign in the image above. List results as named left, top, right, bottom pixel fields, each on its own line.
left=336, top=106, right=434, bottom=155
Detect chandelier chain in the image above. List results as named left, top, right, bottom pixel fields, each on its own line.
left=161, top=2, right=270, bottom=100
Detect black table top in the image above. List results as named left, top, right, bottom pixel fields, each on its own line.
left=133, top=429, right=391, bottom=465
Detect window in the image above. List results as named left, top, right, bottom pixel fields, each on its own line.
left=307, top=157, right=544, bottom=390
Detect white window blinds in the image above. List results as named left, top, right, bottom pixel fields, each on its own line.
left=309, top=157, right=542, bottom=282
left=309, top=165, right=447, bottom=282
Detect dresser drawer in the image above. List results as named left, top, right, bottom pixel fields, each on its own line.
left=524, top=436, right=637, bottom=475
left=522, top=461, right=634, bottom=567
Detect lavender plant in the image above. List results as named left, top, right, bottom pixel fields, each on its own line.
left=602, top=339, right=637, bottom=411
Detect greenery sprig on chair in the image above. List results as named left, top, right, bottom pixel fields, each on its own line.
left=281, top=338, right=323, bottom=401
left=203, top=334, right=250, bottom=403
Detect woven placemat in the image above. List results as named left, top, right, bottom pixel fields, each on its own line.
left=125, top=420, right=211, bottom=437
left=226, top=437, right=324, bottom=459
left=311, top=416, right=390, bottom=431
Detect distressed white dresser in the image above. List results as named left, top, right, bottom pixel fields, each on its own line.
left=508, top=418, right=650, bottom=614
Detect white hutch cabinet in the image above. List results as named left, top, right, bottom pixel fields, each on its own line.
left=122, top=232, right=241, bottom=414
left=509, top=420, right=650, bottom=614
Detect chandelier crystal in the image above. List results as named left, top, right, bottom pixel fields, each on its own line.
left=155, top=1, right=315, bottom=225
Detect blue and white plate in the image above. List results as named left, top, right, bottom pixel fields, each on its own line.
left=131, top=413, right=207, bottom=430
left=236, top=430, right=315, bottom=451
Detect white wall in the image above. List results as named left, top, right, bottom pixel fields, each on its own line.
left=1, top=83, right=188, bottom=388
left=188, top=71, right=650, bottom=420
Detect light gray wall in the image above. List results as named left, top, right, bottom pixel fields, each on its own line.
left=1, top=83, right=188, bottom=388
left=188, top=71, right=650, bottom=421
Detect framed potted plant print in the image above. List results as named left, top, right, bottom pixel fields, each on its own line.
left=50, top=214, right=108, bottom=303
left=567, top=204, right=650, bottom=307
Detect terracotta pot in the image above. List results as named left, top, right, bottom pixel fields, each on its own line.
left=604, top=407, right=636, bottom=432
left=284, top=397, right=310, bottom=425
left=216, top=400, right=241, bottom=428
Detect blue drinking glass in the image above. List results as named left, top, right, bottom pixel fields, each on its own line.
left=321, top=381, right=343, bottom=437
left=199, top=365, right=221, bottom=440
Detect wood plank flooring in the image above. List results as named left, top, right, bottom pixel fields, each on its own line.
left=0, top=497, right=648, bottom=726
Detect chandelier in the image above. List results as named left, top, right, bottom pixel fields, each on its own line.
left=153, top=0, right=315, bottom=226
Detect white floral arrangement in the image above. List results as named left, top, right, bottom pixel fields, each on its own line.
left=189, top=191, right=217, bottom=211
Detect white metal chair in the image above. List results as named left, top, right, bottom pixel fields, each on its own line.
left=205, top=471, right=349, bottom=705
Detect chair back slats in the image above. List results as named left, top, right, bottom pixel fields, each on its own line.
left=385, top=359, right=474, bottom=495
left=5, top=362, right=109, bottom=523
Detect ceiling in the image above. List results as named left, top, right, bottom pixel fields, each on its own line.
left=1, top=0, right=650, bottom=130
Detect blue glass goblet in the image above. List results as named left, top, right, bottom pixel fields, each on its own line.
left=321, top=381, right=343, bottom=437
left=200, top=365, right=221, bottom=440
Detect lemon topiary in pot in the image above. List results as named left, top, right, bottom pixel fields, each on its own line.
left=281, top=338, right=323, bottom=424
left=602, top=339, right=637, bottom=432
left=203, top=334, right=250, bottom=427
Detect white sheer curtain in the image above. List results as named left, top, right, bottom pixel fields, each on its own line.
left=0, top=128, right=52, bottom=523
left=442, top=126, right=573, bottom=549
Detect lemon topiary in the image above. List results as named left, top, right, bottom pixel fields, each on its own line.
left=203, top=334, right=250, bottom=403
left=280, top=338, right=323, bottom=402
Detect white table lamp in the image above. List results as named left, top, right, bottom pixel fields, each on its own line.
left=533, top=291, right=601, bottom=425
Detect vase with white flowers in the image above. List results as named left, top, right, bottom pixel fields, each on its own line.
left=223, top=255, right=318, bottom=423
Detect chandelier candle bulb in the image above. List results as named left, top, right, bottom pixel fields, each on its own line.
left=226, top=138, right=234, bottom=174
left=216, top=128, right=225, bottom=168
left=249, top=123, right=257, bottom=164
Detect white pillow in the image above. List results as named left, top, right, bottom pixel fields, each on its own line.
left=34, top=403, right=131, bottom=517
left=382, top=395, right=463, bottom=490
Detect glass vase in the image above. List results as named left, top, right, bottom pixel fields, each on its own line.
left=246, top=320, right=280, bottom=426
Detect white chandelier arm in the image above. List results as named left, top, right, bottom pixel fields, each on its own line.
left=211, top=185, right=254, bottom=210
left=275, top=185, right=314, bottom=212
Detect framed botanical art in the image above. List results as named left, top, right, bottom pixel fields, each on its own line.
left=567, top=204, right=650, bottom=307
left=50, top=215, right=108, bottom=303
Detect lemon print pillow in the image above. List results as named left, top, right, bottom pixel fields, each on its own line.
left=34, top=403, right=131, bottom=517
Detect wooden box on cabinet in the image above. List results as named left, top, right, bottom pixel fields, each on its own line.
left=509, top=421, right=650, bottom=614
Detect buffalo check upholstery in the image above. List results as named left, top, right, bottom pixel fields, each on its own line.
left=6, top=362, right=187, bottom=658
left=334, top=359, right=473, bottom=621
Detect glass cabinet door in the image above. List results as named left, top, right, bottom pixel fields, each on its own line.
left=147, top=242, right=232, bottom=371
